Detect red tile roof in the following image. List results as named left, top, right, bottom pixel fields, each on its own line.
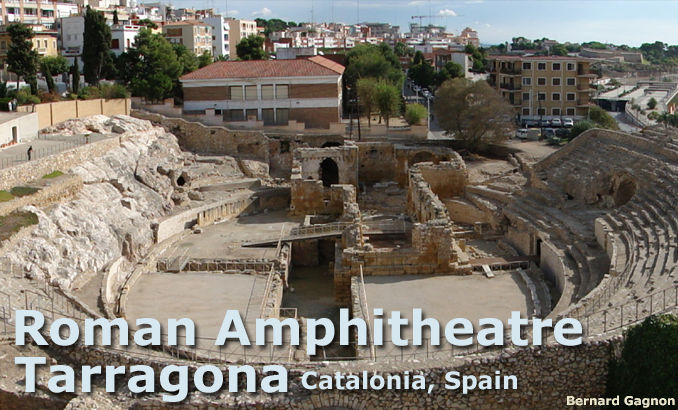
left=180, top=56, right=345, bottom=81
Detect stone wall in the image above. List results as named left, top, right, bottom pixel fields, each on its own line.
left=417, top=160, right=469, bottom=199
left=0, top=135, right=121, bottom=192
left=408, top=164, right=450, bottom=223
left=0, top=174, right=83, bottom=217
left=295, top=144, right=359, bottom=187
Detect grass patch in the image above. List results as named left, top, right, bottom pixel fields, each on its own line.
left=0, top=211, right=39, bottom=242
left=9, top=186, right=40, bottom=197
left=0, top=191, right=14, bottom=203
left=42, top=171, right=64, bottom=179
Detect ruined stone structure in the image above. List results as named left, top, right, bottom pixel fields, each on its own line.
left=2, top=112, right=678, bottom=409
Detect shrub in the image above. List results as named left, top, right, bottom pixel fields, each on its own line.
left=99, top=83, right=130, bottom=99
left=42, top=171, right=64, bottom=179
left=606, top=315, right=678, bottom=402
left=0, top=191, right=14, bottom=202
left=9, top=186, right=40, bottom=197
left=12, top=87, right=40, bottom=105
left=569, top=120, right=596, bottom=140
left=79, top=85, right=101, bottom=100
left=647, top=97, right=657, bottom=110
left=404, top=103, right=428, bottom=125
left=38, top=90, right=62, bottom=103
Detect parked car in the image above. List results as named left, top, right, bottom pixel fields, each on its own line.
left=515, top=128, right=529, bottom=139
left=563, top=118, right=574, bottom=127
left=543, top=128, right=557, bottom=138
left=540, top=119, right=551, bottom=127
left=551, top=118, right=562, bottom=127
left=422, top=90, right=431, bottom=98
left=556, top=128, right=571, bottom=139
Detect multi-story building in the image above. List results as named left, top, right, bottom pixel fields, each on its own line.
left=0, top=25, right=58, bottom=67
left=179, top=56, right=344, bottom=129
left=487, top=56, right=596, bottom=120
left=56, top=15, right=84, bottom=64
left=203, top=15, right=230, bottom=59
left=227, top=19, right=258, bottom=57
left=162, top=20, right=212, bottom=56
left=110, top=23, right=143, bottom=56
left=0, top=1, right=79, bottom=29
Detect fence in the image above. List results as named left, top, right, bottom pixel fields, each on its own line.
left=0, top=139, right=86, bottom=170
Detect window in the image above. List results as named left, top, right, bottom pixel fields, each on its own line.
left=230, top=86, right=244, bottom=100
left=246, top=109, right=258, bottom=120
left=552, top=62, right=561, bottom=70
left=522, top=77, right=532, bottom=86
left=552, top=78, right=561, bottom=86
left=522, top=92, right=530, bottom=101
left=566, top=108, right=576, bottom=116
left=522, top=108, right=530, bottom=116
left=567, top=63, right=575, bottom=71
left=225, top=109, right=244, bottom=121
left=552, top=93, right=561, bottom=101
left=566, top=93, right=576, bottom=101
left=566, top=78, right=576, bottom=86
left=245, top=85, right=257, bottom=100
left=537, top=108, right=546, bottom=116
left=0, top=41, right=5, bottom=50
left=537, top=78, right=546, bottom=86
left=262, top=108, right=275, bottom=125
left=276, top=84, right=289, bottom=99
left=537, top=62, right=546, bottom=70
left=261, top=85, right=274, bottom=99
left=537, top=93, right=546, bottom=101
left=111, top=39, right=120, bottom=49
left=276, top=108, right=289, bottom=125
left=522, top=62, right=532, bottom=70
left=552, top=108, right=561, bottom=116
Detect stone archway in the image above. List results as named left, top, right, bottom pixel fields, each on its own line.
left=320, top=158, right=340, bottom=187
left=321, top=141, right=342, bottom=148
left=411, top=151, right=436, bottom=165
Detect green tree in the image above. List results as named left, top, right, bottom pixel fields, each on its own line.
left=40, top=56, right=70, bottom=76
left=71, top=58, right=81, bottom=94
left=197, top=50, right=213, bottom=68
left=549, top=44, right=568, bottom=56
left=42, top=64, right=56, bottom=93
left=236, top=34, right=266, bottom=60
left=82, top=6, right=112, bottom=86
left=647, top=97, right=658, bottom=110
left=588, top=106, right=619, bottom=129
left=125, top=28, right=183, bottom=102
left=113, top=9, right=119, bottom=25
left=412, top=50, right=425, bottom=66
left=433, top=78, right=514, bottom=151
left=6, top=23, right=39, bottom=94
left=409, top=60, right=436, bottom=89
left=357, top=78, right=378, bottom=127
left=606, top=315, right=678, bottom=403
left=404, top=103, right=427, bottom=125
left=344, top=43, right=404, bottom=90
left=138, top=19, right=158, bottom=29
left=435, top=61, right=463, bottom=86
left=173, top=44, right=198, bottom=75
left=465, top=44, right=487, bottom=72
left=375, top=81, right=401, bottom=126
left=394, top=42, right=411, bottom=57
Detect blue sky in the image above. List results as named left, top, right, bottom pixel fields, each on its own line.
left=167, top=0, right=678, bottom=46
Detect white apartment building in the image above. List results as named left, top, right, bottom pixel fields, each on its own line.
left=1, top=1, right=78, bottom=29
left=110, top=24, right=142, bottom=56
left=56, top=15, right=84, bottom=64
left=203, top=15, right=230, bottom=59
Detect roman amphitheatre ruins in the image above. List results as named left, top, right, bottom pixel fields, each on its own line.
left=1, top=108, right=678, bottom=409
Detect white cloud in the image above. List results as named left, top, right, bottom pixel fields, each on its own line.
left=438, top=9, right=457, bottom=17
left=482, top=23, right=491, bottom=28
left=252, top=7, right=273, bottom=17
left=465, top=0, right=484, bottom=3
left=225, top=9, right=239, bottom=17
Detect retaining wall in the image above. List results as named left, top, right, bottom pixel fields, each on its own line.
left=0, top=174, right=83, bottom=217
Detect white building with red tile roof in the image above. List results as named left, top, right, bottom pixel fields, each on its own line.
left=179, top=56, right=345, bottom=129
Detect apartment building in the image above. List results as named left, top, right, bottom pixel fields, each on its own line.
left=487, top=56, right=596, bottom=120
left=162, top=20, right=212, bottom=56
left=0, top=1, right=78, bottom=29
left=0, top=25, right=58, bottom=67
left=110, top=24, right=144, bottom=56
left=179, top=56, right=344, bottom=129
left=56, top=15, right=84, bottom=63
left=227, top=19, right=259, bottom=57
left=203, top=15, right=230, bottom=59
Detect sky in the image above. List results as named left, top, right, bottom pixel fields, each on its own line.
left=166, top=0, right=678, bottom=47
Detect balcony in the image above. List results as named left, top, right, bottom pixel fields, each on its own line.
left=499, top=83, right=522, bottom=91
left=577, top=100, right=592, bottom=107
left=577, top=69, right=597, bottom=77
left=500, top=67, right=522, bottom=75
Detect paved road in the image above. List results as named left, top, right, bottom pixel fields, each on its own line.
left=610, top=111, right=642, bottom=133
left=402, top=82, right=448, bottom=139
